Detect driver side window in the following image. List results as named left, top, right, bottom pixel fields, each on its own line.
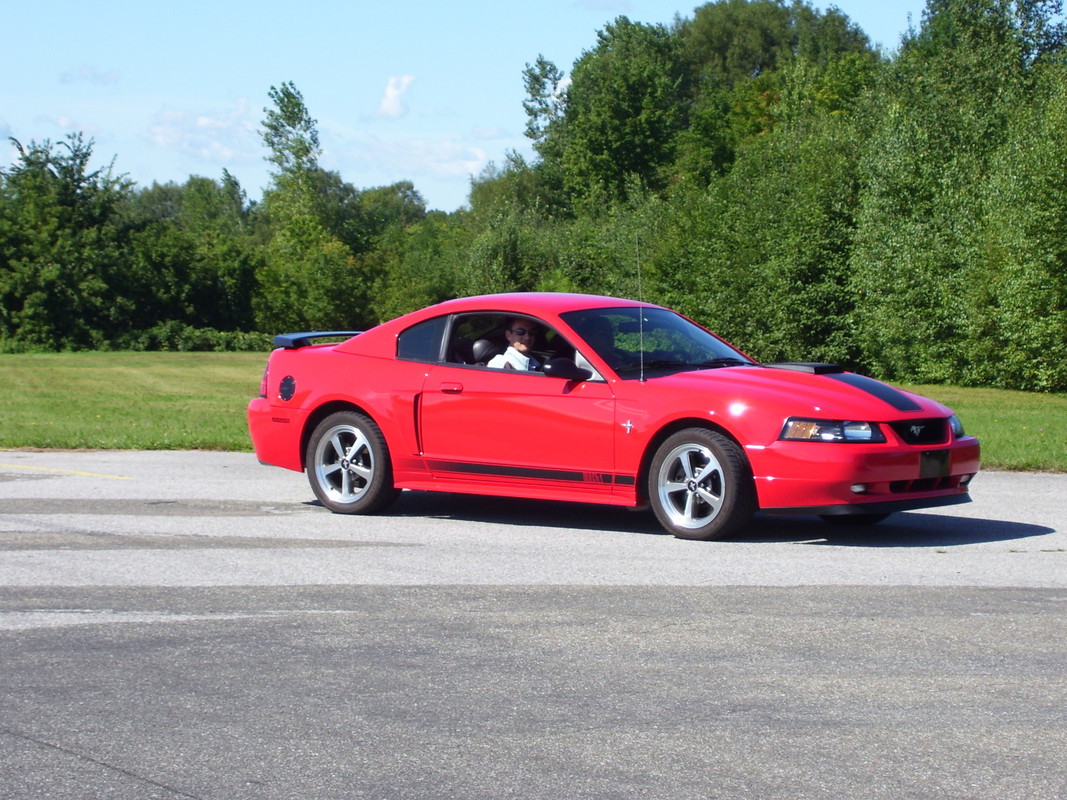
left=444, top=312, right=581, bottom=372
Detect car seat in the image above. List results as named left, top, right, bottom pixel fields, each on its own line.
left=472, top=338, right=503, bottom=365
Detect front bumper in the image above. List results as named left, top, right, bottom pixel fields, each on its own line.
left=748, top=436, right=981, bottom=514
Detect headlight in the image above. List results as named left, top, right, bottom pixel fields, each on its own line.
left=948, top=414, right=965, bottom=438
left=780, top=418, right=886, bottom=443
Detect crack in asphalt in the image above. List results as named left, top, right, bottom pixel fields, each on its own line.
left=1, top=727, right=203, bottom=799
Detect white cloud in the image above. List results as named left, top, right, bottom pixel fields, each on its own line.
left=31, top=114, right=86, bottom=133
left=471, top=125, right=509, bottom=140
left=377, top=75, right=415, bottom=119
left=328, top=131, right=488, bottom=182
left=143, top=97, right=259, bottom=164
left=60, top=66, right=120, bottom=85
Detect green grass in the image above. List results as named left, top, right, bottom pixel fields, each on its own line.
left=0, top=353, right=1063, bottom=471
left=0, top=352, right=266, bottom=451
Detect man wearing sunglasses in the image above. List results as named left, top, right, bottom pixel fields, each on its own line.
left=487, top=318, right=542, bottom=371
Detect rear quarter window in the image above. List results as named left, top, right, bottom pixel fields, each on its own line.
left=397, top=316, right=447, bottom=362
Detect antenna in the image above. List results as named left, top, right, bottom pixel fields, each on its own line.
left=635, top=234, right=645, bottom=383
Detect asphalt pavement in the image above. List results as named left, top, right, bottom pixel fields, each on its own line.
left=0, top=451, right=1064, bottom=799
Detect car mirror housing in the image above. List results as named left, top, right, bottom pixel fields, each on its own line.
left=543, top=358, right=592, bottom=382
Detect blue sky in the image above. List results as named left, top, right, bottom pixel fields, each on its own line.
left=1, top=0, right=926, bottom=212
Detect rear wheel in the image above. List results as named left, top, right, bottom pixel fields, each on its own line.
left=305, top=411, right=400, bottom=514
left=648, top=428, right=756, bottom=540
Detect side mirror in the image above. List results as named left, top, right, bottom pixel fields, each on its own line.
left=542, top=358, right=592, bottom=382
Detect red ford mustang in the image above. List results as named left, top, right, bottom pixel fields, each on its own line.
left=248, top=293, right=980, bottom=539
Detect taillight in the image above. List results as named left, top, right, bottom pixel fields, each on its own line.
left=258, top=363, right=269, bottom=398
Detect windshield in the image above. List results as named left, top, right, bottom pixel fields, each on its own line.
left=560, top=306, right=754, bottom=379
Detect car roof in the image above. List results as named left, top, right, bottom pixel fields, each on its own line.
left=425, top=292, right=655, bottom=317
left=334, top=293, right=660, bottom=356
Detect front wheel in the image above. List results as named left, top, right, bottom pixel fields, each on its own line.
left=305, top=411, right=400, bottom=514
left=648, top=428, right=756, bottom=540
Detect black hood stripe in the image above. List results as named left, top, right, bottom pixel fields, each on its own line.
left=828, top=373, right=924, bottom=412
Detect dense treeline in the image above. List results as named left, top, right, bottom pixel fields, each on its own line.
left=1, top=0, right=1065, bottom=391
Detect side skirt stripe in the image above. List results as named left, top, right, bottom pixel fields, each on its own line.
left=425, top=460, right=636, bottom=487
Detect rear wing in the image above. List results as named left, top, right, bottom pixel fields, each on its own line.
left=273, top=331, right=363, bottom=349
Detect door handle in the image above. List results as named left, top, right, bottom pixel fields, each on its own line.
left=439, top=382, right=464, bottom=394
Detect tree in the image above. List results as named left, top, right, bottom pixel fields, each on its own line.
left=653, top=113, right=863, bottom=364
left=554, top=17, right=690, bottom=210
left=680, top=0, right=793, bottom=88
left=968, top=62, right=1067, bottom=390
left=255, top=83, right=372, bottom=331
left=0, top=134, right=130, bottom=349
left=522, top=55, right=566, bottom=148
left=848, top=0, right=1041, bottom=383
left=672, top=0, right=877, bottom=185
left=262, top=81, right=321, bottom=177
left=118, top=174, right=259, bottom=340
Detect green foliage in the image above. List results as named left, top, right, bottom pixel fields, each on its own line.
left=848, top=0, right=1046, bottom=384
left=114, top=321, right=270, bottom=352
left=119, top=174, right=260, bottom=335
left=968, top=62, right=1067, bottom=390
left=253, top=217, right=369, bottom=331
left=262, top=81, right=321, bottom=175
left=554, top=17, right=690, bottom=210
left=0, top=134, right=131, bottom=350
left=652, top=112, right=863, bottom=364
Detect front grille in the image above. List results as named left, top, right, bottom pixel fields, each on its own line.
left=889, top=419, right=948, bottom=445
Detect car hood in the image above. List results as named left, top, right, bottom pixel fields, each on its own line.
left=651, top=365, right=951, bottom=420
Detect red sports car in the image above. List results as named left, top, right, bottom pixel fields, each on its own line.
left=248, top=293, right=980, bottom=539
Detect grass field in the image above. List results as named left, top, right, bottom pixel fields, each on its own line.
left=1, top=352, right=1063, bottom=471
left=0, top=352, right=265, bottom=452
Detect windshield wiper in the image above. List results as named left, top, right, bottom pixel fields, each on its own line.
left=615, top=356, right=752, bottom=375
left=615, top=359, right=686, bottom=373
left=695, top=357, right=752, bottom=368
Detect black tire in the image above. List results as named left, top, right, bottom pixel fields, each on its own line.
left=647, top=428, right=756, bottom=540
left=819, top=513, right=891, bottom=526
left=305, top=411, right=400, bottom=514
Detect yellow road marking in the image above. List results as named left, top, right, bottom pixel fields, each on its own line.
left=0, top=463, right=133, bottom=480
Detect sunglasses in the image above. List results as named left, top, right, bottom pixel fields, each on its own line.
left=509, top=327, right=535, bottom=336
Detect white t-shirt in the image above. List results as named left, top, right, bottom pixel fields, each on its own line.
left=487, top=347, right=540, bottom=371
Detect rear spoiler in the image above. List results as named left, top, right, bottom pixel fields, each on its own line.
left=273, top=331, right=363, bottom=349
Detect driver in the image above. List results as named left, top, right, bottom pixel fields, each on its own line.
left=488, top=318, right=542, bottom=371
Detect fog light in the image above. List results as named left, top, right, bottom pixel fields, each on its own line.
left=850, top=483, right=867, bottom=494
left=960, top=473, right=974, bottom=486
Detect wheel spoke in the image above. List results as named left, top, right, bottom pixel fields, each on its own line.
left=683, top=490, right=699, bottom=522
left=696, top=485, right=723, bottom=514
left=680, top=452, right=699, bottom=481
left=327, top=432, right=347, bottom=461
left=344, top=432, right=367, bottom=461
left=693, top=459, right=717, bottom=484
